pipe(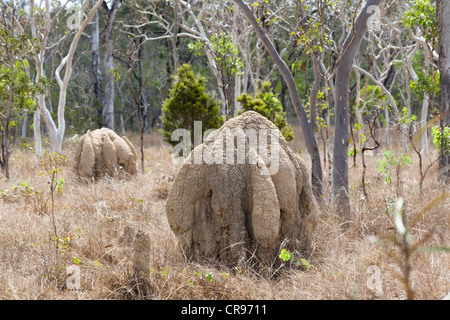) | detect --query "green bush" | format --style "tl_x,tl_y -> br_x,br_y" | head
161,64 -> 224,147
237,81 -> 294,141
431,125 -> 450,155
